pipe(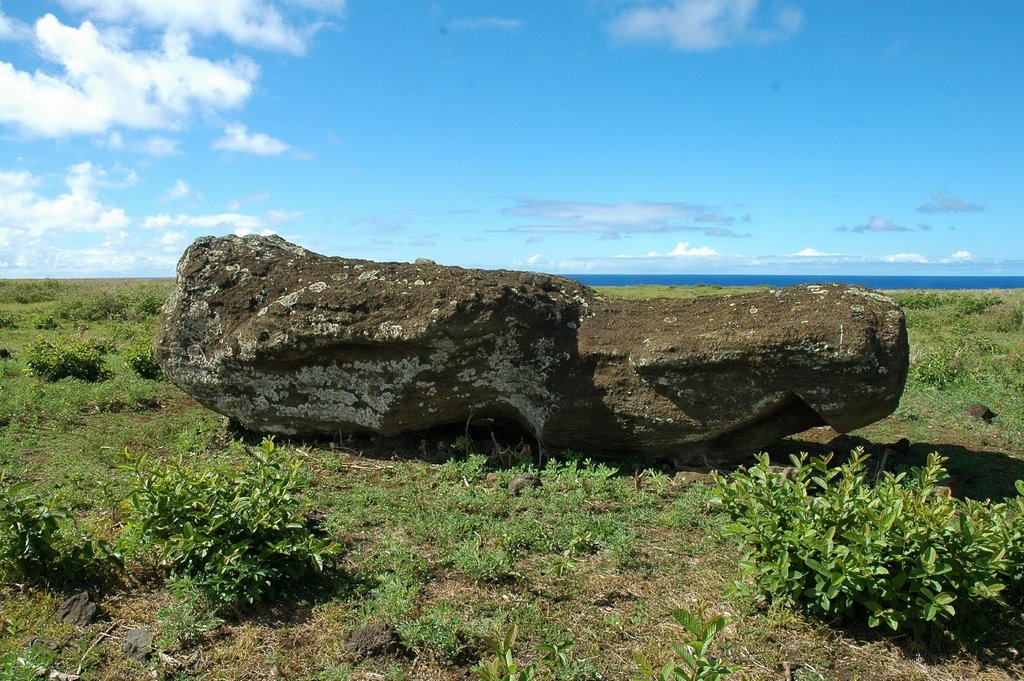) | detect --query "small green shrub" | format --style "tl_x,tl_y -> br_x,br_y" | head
476,625 -> 538,681
713,451 -> 1022,636
33,315 -> 59,330
23,335 -> 110,382
0,314 -> 15,329
892,291 -> 945,310
124,438 -> 339,606
122,338 -> 163,379
633,606 -> 738,681
910,343 -> 963,388
0,473 -> 118,581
